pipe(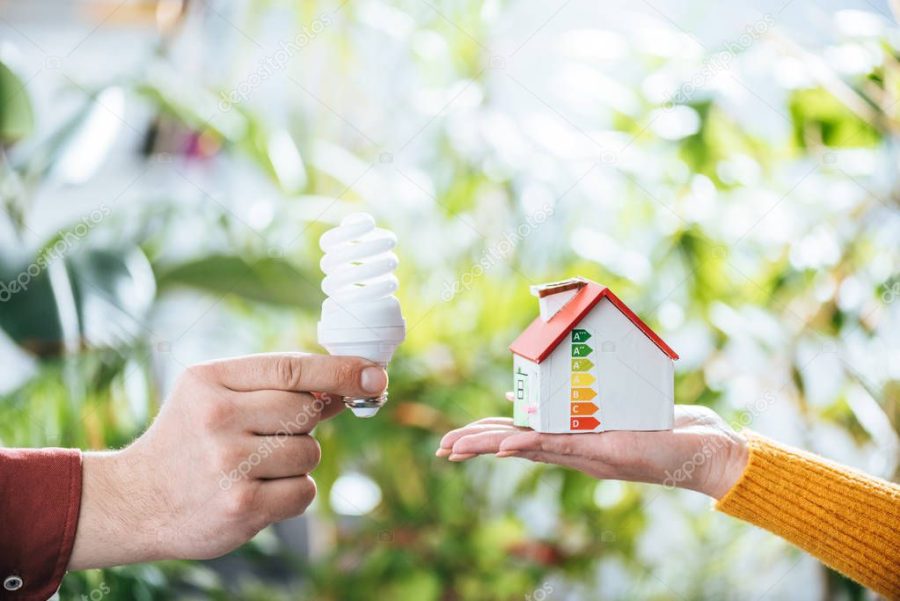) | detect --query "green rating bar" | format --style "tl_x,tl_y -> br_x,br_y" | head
571,343 -> 593,357
571,329 -> 592,342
